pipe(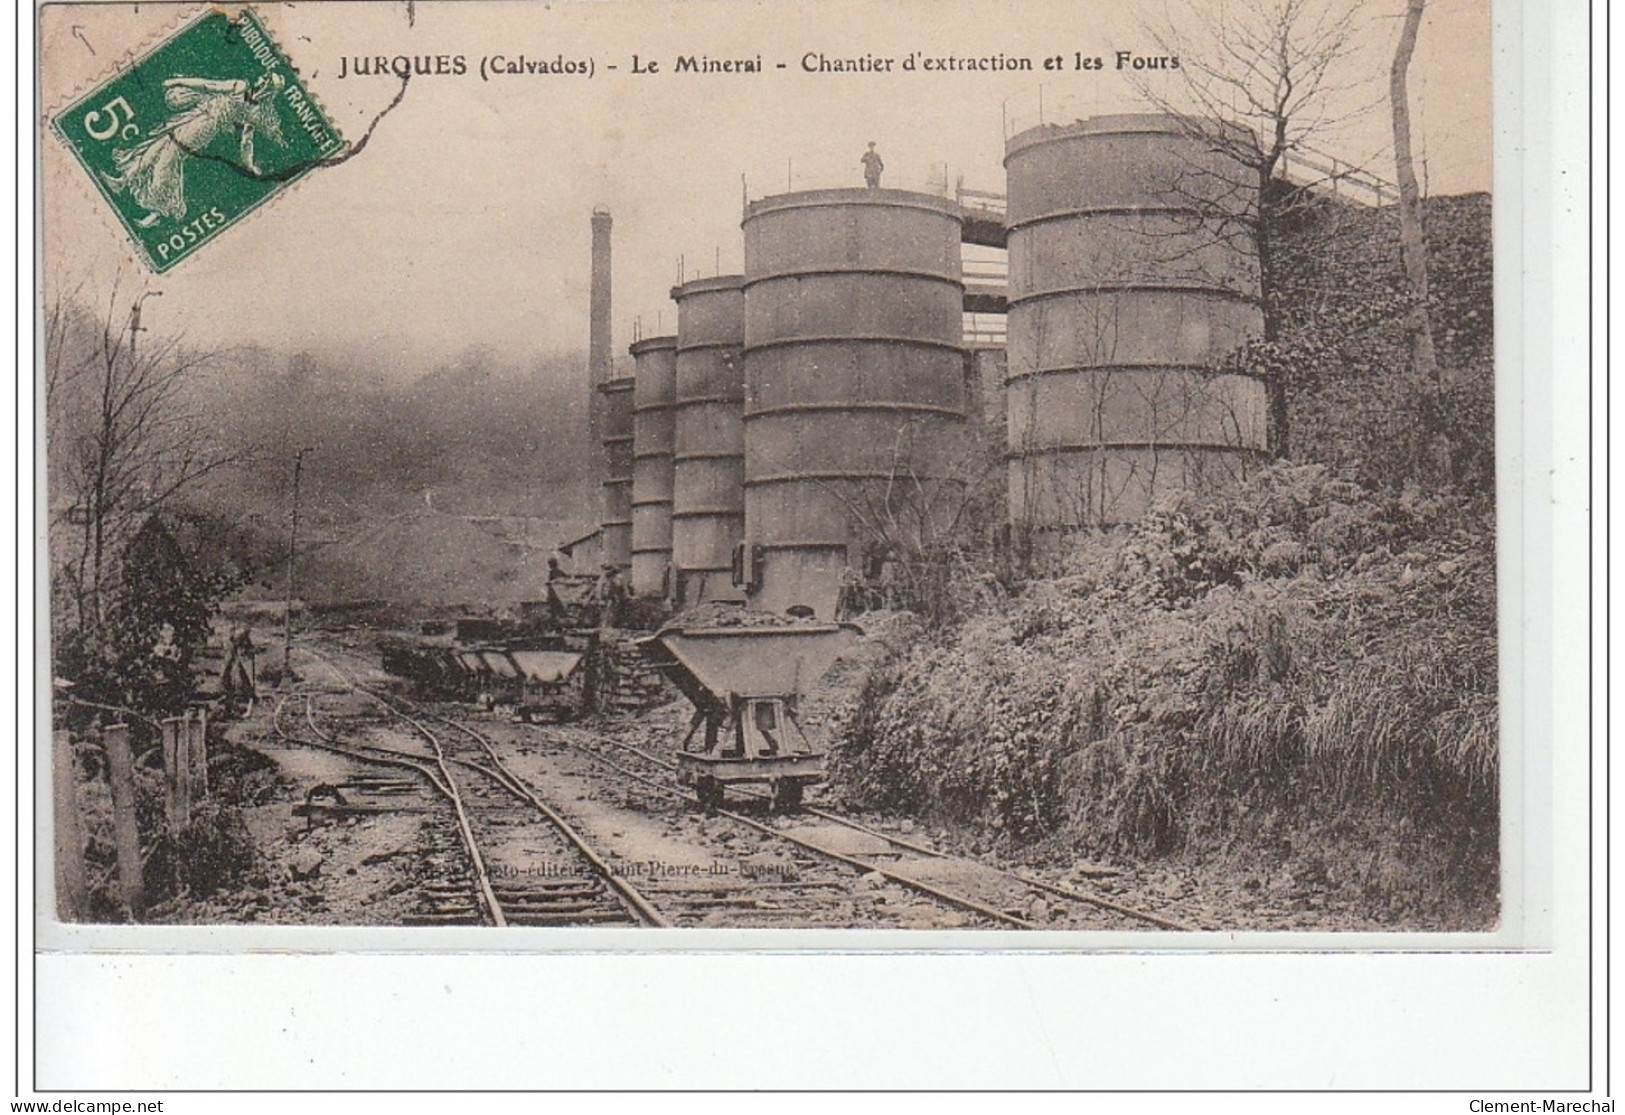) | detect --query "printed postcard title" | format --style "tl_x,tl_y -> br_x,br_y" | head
334,49 -> 1179,80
